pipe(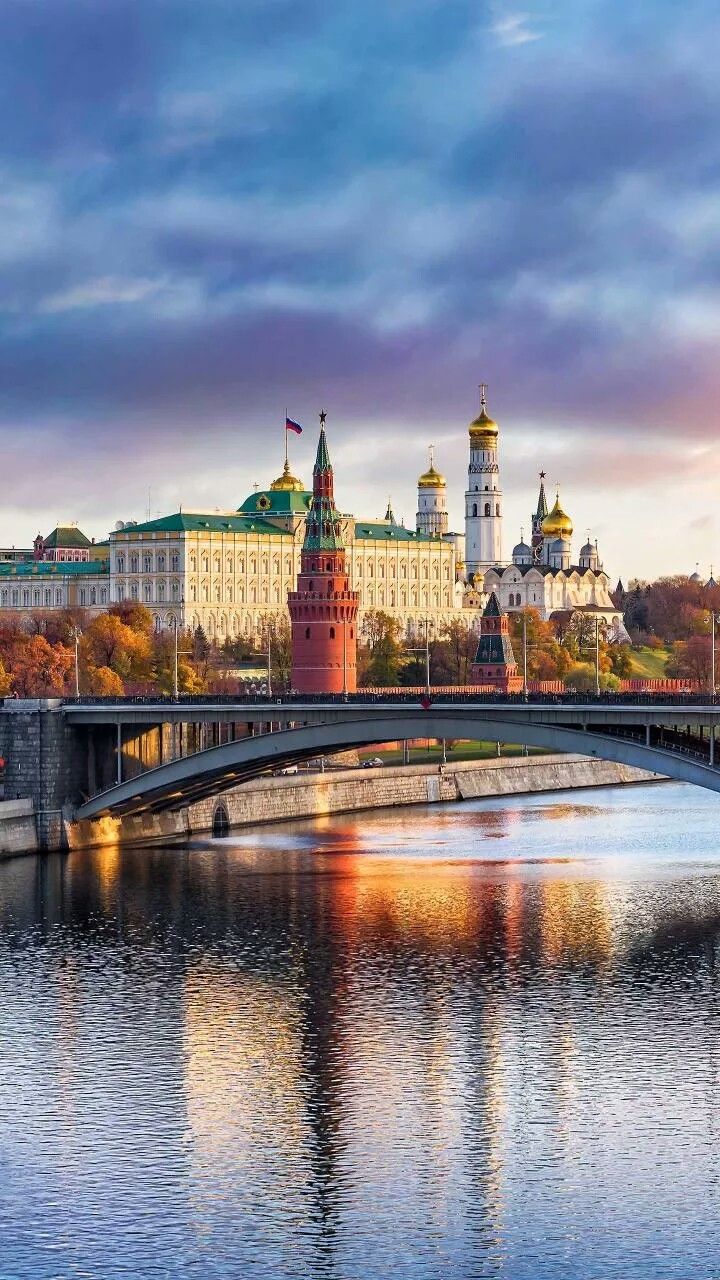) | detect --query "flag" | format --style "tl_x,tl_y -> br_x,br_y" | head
286,417 -> 303,435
